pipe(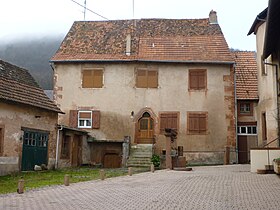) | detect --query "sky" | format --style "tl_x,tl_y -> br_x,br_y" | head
0,0 -> 268,51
